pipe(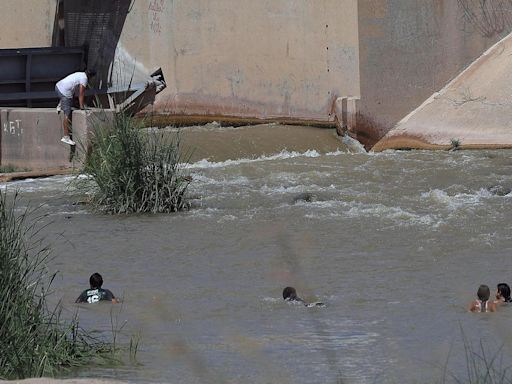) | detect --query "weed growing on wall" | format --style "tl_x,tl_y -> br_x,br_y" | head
0,191 -> 112,379
83,112 -> 191,214
450,138 -> 461,151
